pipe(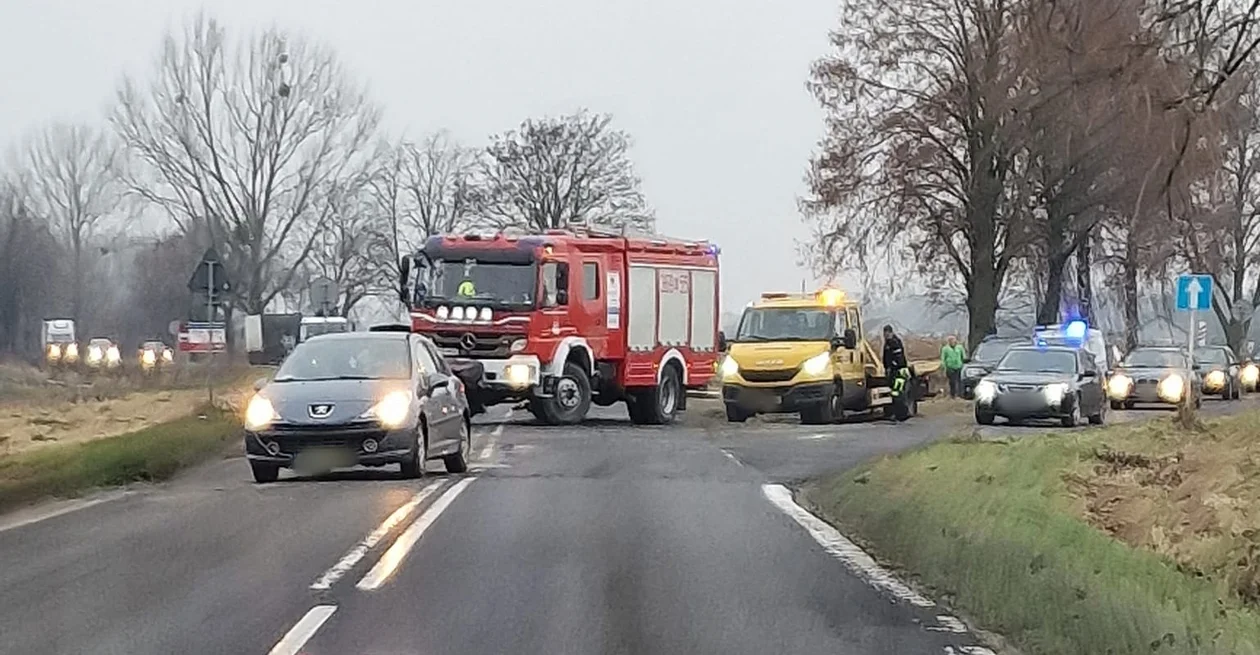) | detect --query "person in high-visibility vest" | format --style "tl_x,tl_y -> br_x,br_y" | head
457,279 -> 476,297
